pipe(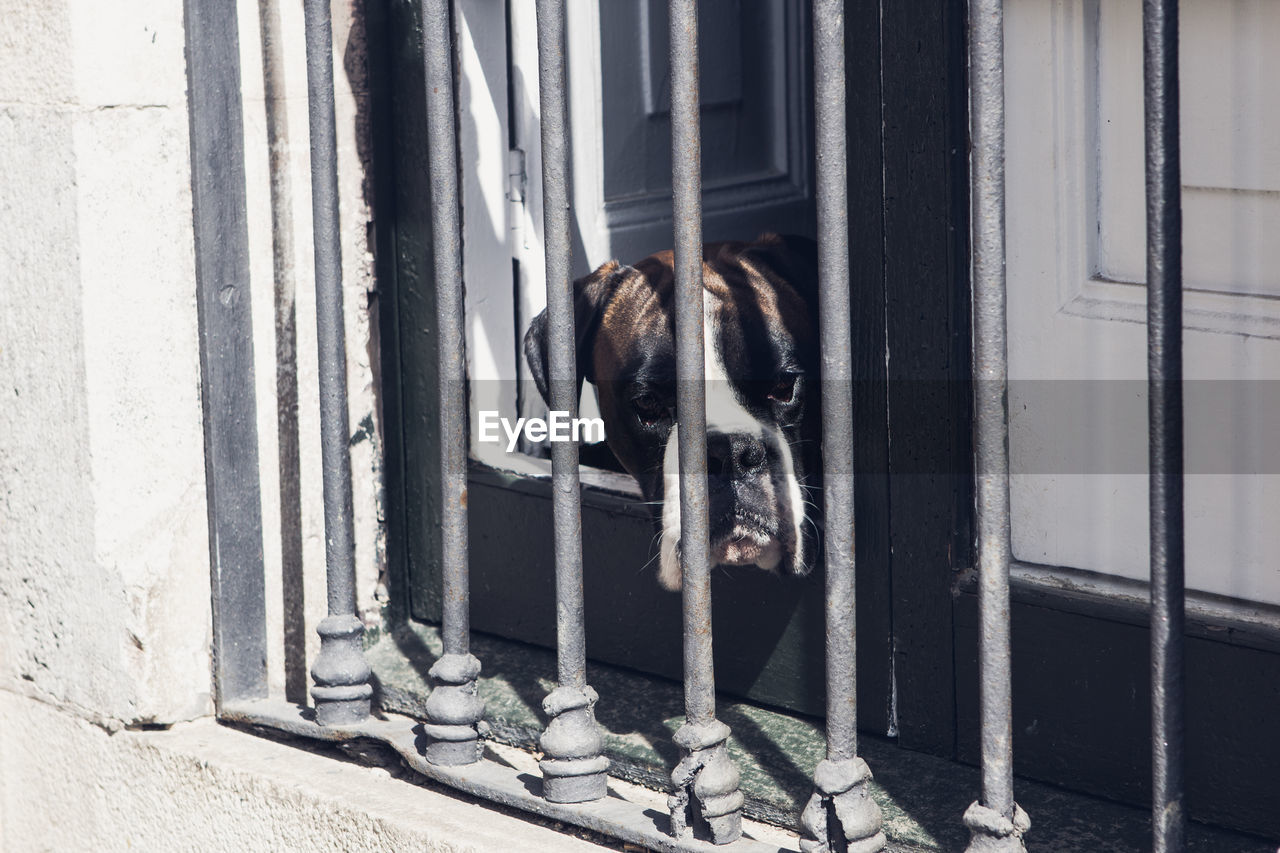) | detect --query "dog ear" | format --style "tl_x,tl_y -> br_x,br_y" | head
739,233 -> 820,309
524,260 -> 633,405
